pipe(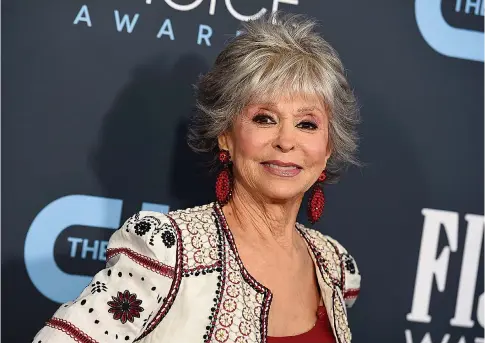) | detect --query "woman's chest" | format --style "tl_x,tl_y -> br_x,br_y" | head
261,272 -> 324,336
144,250 -> 347,343
227,247 -> 323,337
